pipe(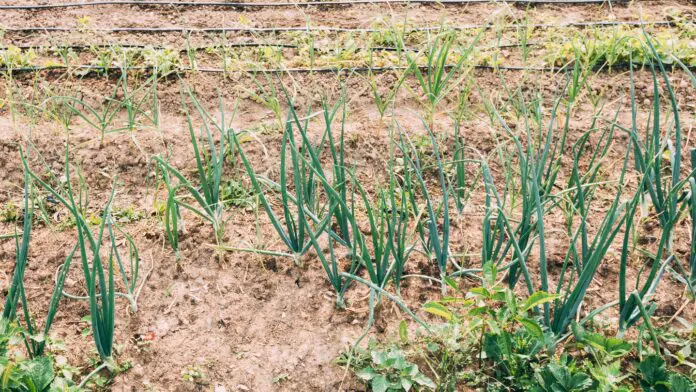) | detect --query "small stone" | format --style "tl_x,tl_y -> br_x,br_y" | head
93,154 -> 107,166
155,319 -> 170,337
132,365 -> 145,377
